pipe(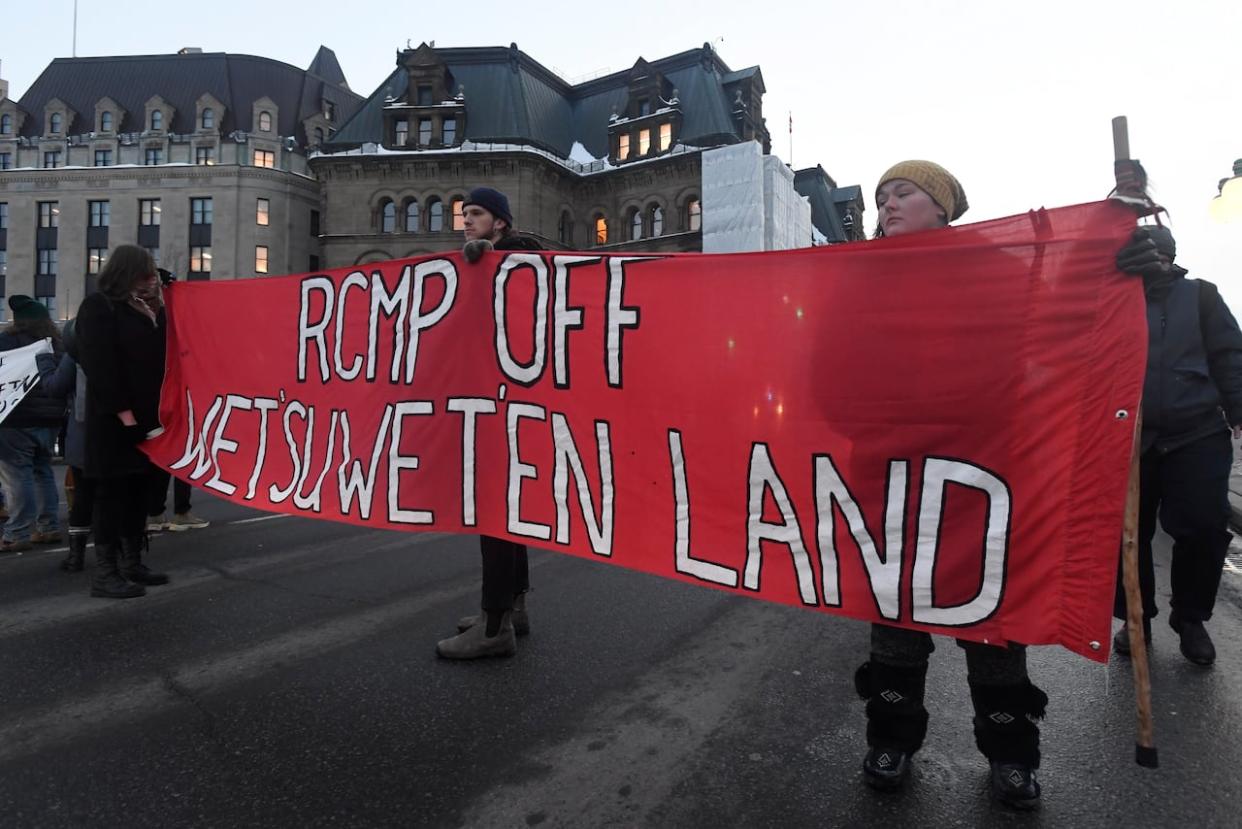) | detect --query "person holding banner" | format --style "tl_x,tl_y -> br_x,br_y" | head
0,296 -> 71,553
74,245 -> 170,598
436,187 -> 545,660
1111,225 -> 1242,667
